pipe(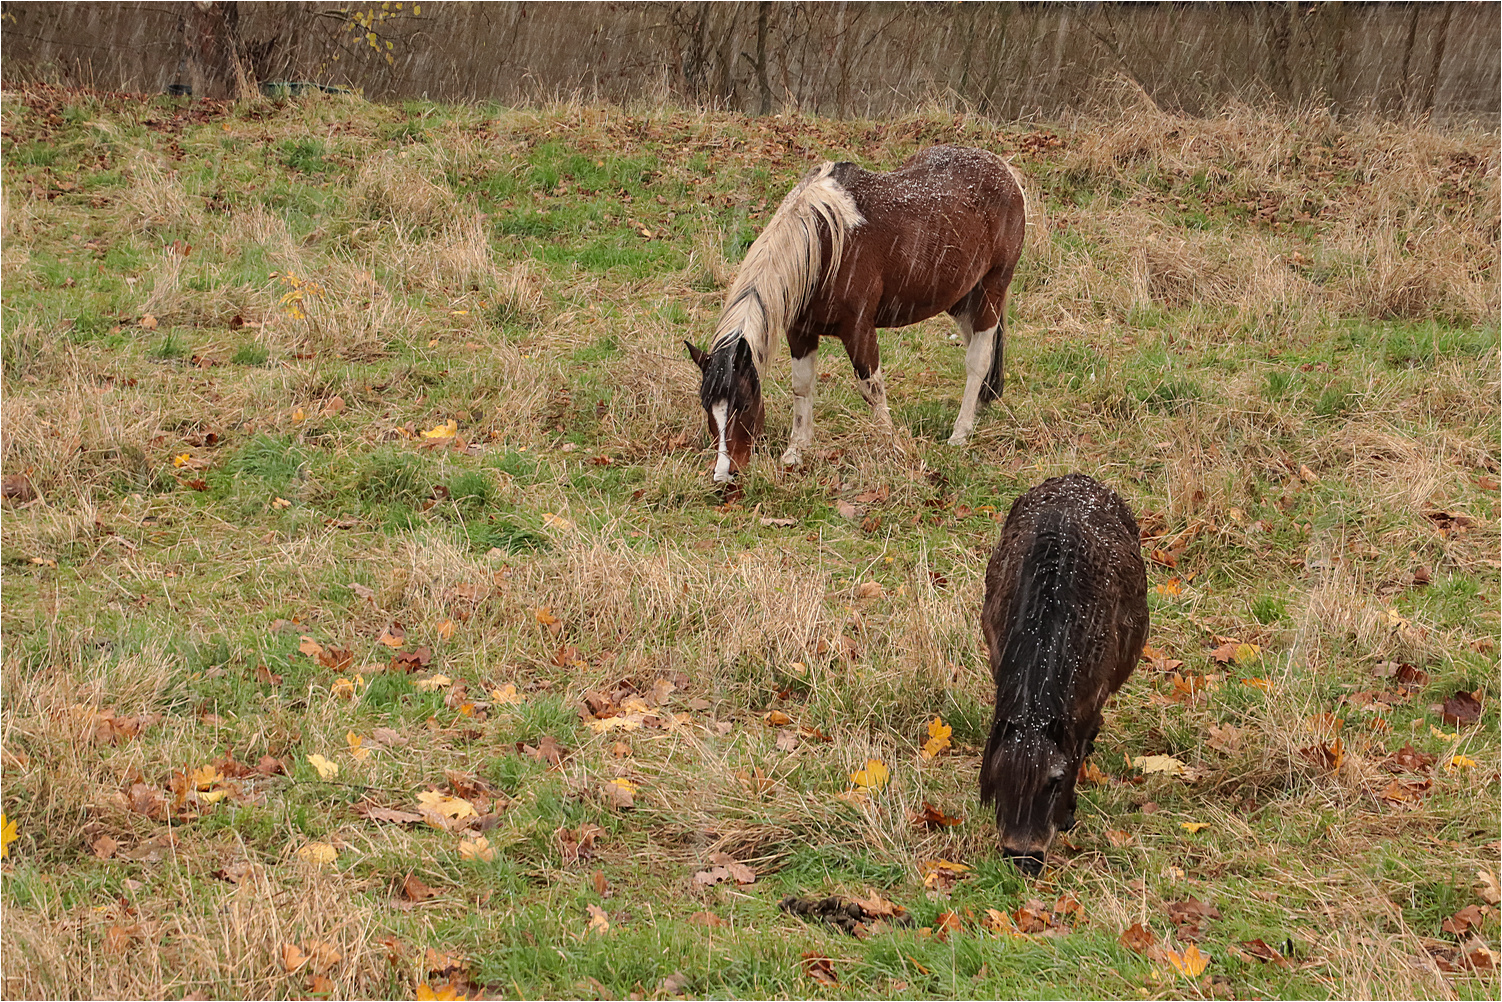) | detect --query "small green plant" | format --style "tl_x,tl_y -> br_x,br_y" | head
278,138 -> 329,175
1263,369 -> 1297,400
230,343 -> 270,366
69,312 -> 114,342
1313,382 -> 1354,417
149,332 -> 187,360
1250,595 -> 1287,623
356,450 -> 431,505
463,518 -> 547,554
446,469 -> 494,508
